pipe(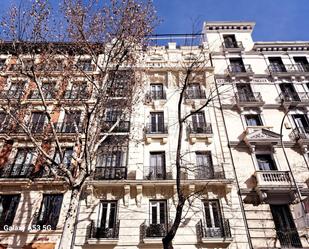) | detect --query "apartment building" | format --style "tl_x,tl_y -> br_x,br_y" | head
204,21 -> 309,248
0,21 -> 308,249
